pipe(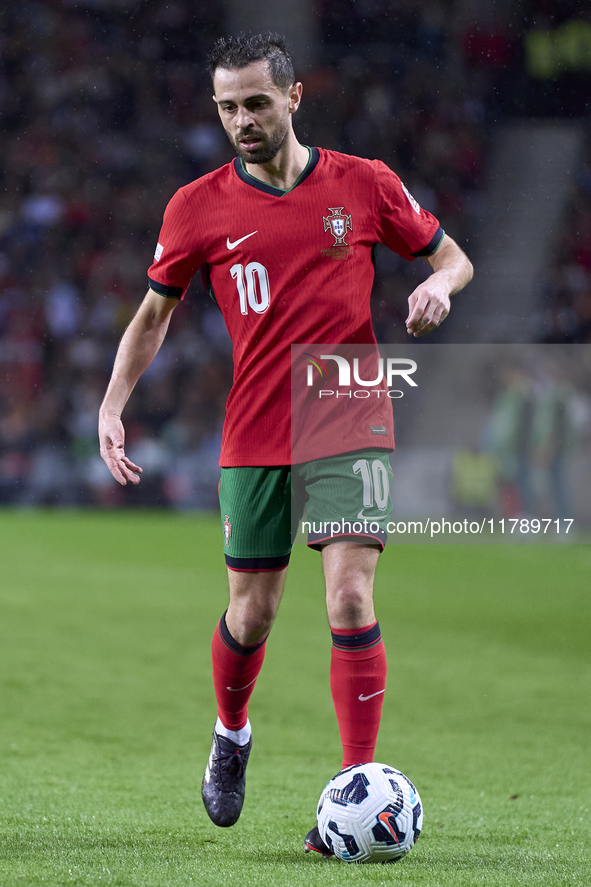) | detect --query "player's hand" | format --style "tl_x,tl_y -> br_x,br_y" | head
405,279 -> 451,337
98,413 -> 143,485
